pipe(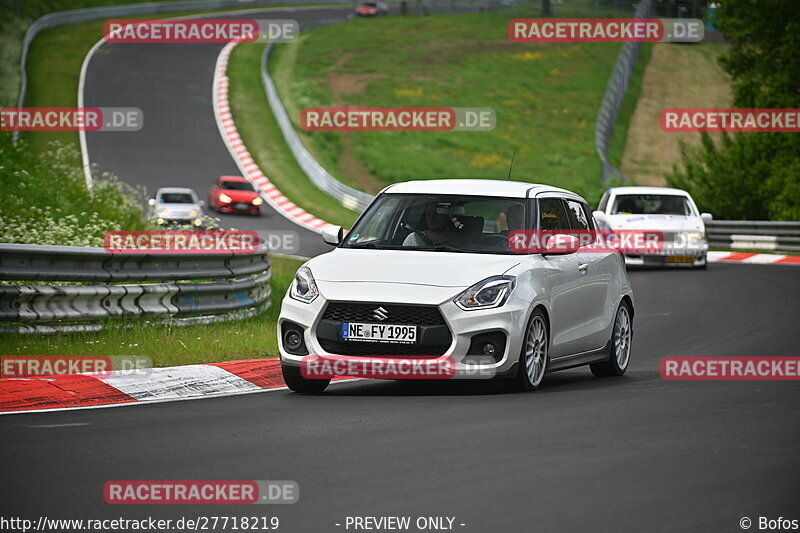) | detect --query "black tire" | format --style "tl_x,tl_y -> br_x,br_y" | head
281,362 -> 330,393
510,308 -> 549,391
590,300 -> 633,377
